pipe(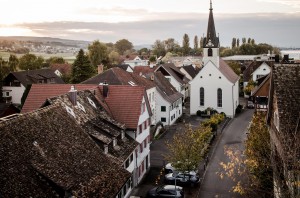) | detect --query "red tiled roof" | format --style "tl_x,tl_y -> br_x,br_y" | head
219,58 -> 239,83
99,85 -> 146,129
21,84 -> 98,113
133,66 -> 156,76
